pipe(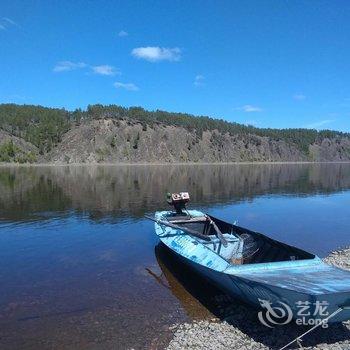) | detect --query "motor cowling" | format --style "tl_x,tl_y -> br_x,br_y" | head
167,192 -> 190,214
